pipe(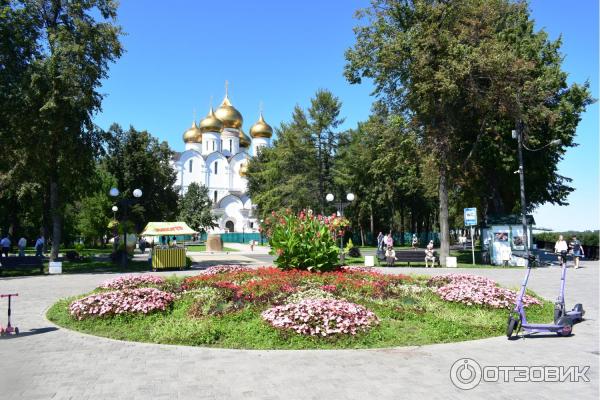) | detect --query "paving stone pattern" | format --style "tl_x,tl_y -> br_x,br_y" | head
0,260 -> 598,400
